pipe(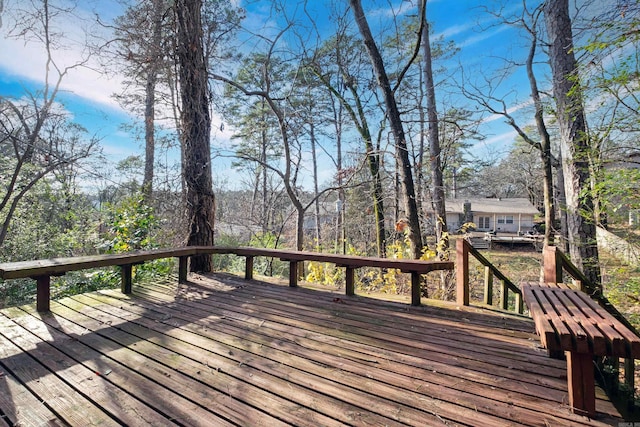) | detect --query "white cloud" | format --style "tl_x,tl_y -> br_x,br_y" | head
457,24 -> 511,49
483,130 -> 518,147
481,98 -> 535,125
0,2 -> 124,109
